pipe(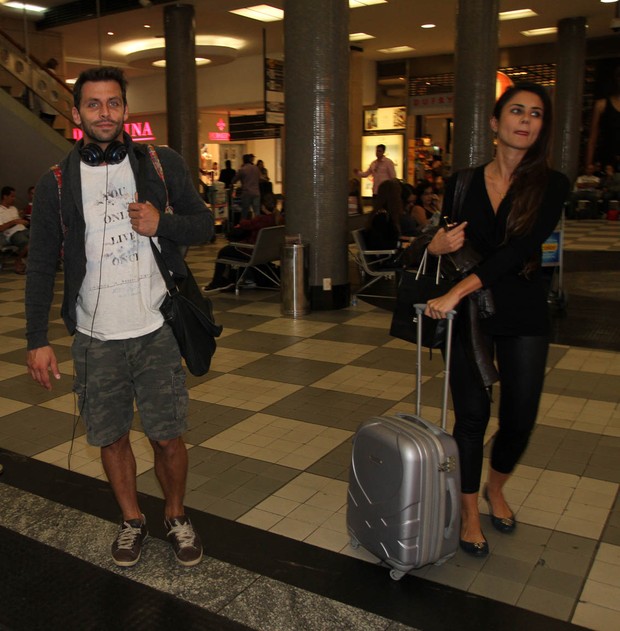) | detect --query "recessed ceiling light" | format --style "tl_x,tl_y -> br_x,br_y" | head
421,24 -> 436,29
349,0 -> 387,7
107,32 -> 114,36
600,1 -> 618,4
499,9 -> 538,21
152,58 -> 211,68
349,32 -> 375,41
521,27 -> 557,36
144,24 -> 151,29
230,4 -> 283,22
3,2 -> 46,12
378,45 -> 415,54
